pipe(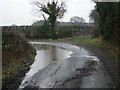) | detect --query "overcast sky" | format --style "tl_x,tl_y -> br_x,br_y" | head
0,0 -> 96,26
